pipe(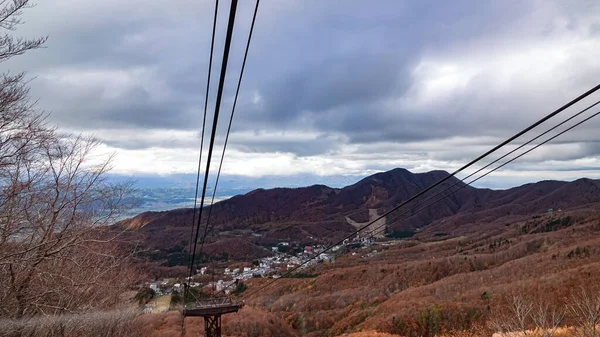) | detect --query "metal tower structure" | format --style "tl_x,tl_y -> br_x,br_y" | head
184,298 -> 240,337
